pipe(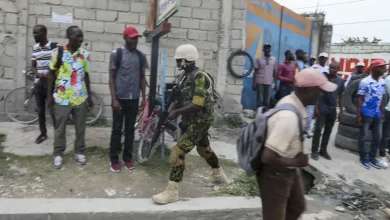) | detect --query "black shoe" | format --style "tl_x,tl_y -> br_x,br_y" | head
319,151 -> 332,160
35,134 -> 47,144
311,152 -> 319,161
